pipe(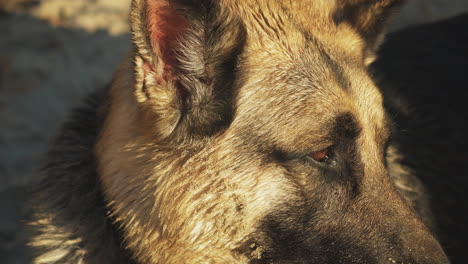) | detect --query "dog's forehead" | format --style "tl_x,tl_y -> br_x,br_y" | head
232,41 -> 385,150
237,32 -> 366,107
226,0 -> 338,24
220,0 -> 387,150
226,0 -> 367,66
226,0 -> 359,38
